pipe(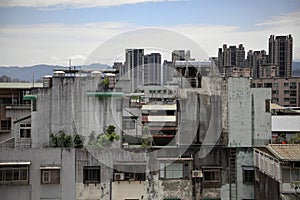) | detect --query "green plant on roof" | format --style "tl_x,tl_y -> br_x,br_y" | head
74,133 -> 85,148
49,131 -> 84,148
141,126 -> 153,148
101,77 -> 110,88
88,125 -> 120,148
